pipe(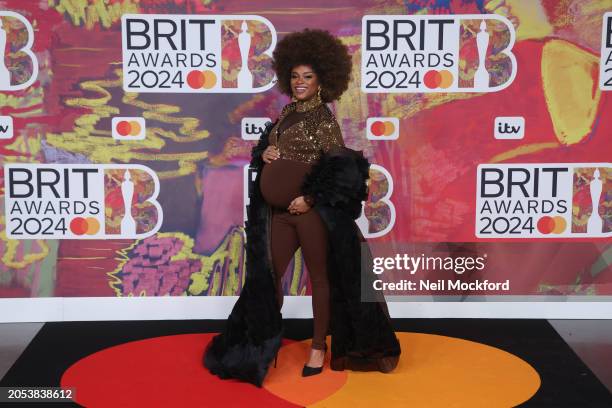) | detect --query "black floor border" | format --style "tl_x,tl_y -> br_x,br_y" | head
1,319 -> 610,407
